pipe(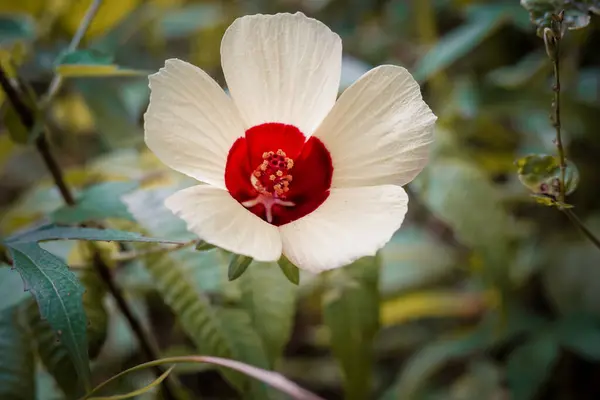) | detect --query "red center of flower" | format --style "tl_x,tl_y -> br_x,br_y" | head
225,123 -> 333,226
